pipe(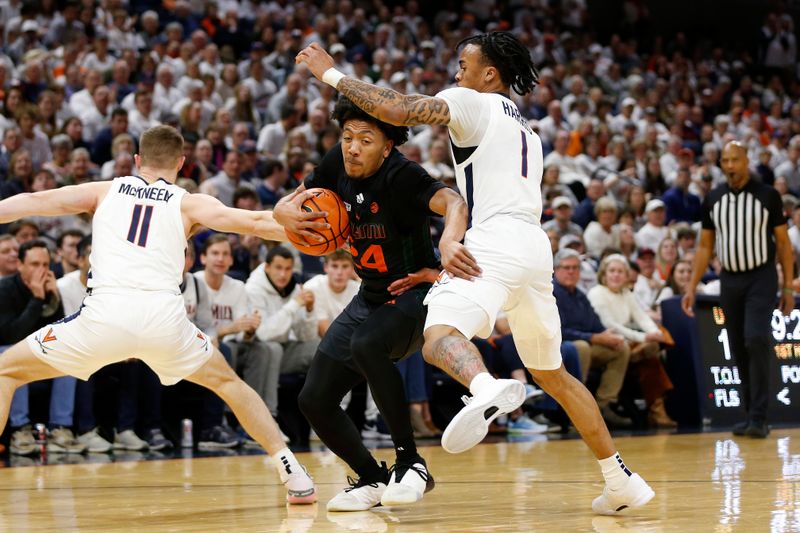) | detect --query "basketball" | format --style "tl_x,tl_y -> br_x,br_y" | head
284,188 -> 350,256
